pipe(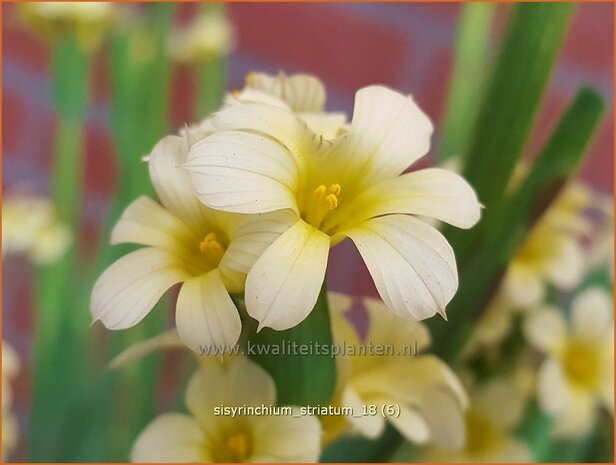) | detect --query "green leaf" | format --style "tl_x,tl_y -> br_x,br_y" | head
197,55 -> 227,118
431,86 -> 605,361
51,38 -> 90,121
439,3 -> 495,162
446,3 -> 575,262
248,280 -> 336,406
